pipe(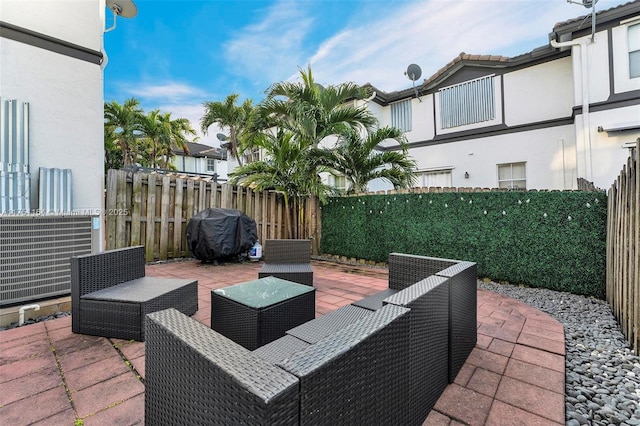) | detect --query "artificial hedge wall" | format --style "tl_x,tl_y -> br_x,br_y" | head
320,191 -> 607,299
